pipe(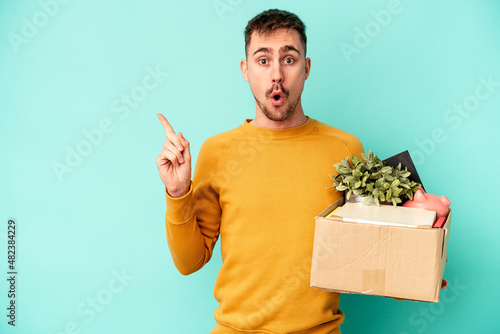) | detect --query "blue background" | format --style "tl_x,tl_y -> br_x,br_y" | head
1,0 -> 499,333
